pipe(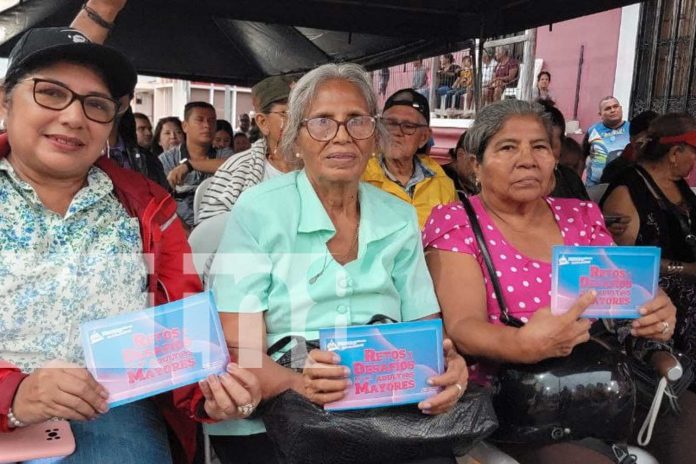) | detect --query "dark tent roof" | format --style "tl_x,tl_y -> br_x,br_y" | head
0,0 -> 640,86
